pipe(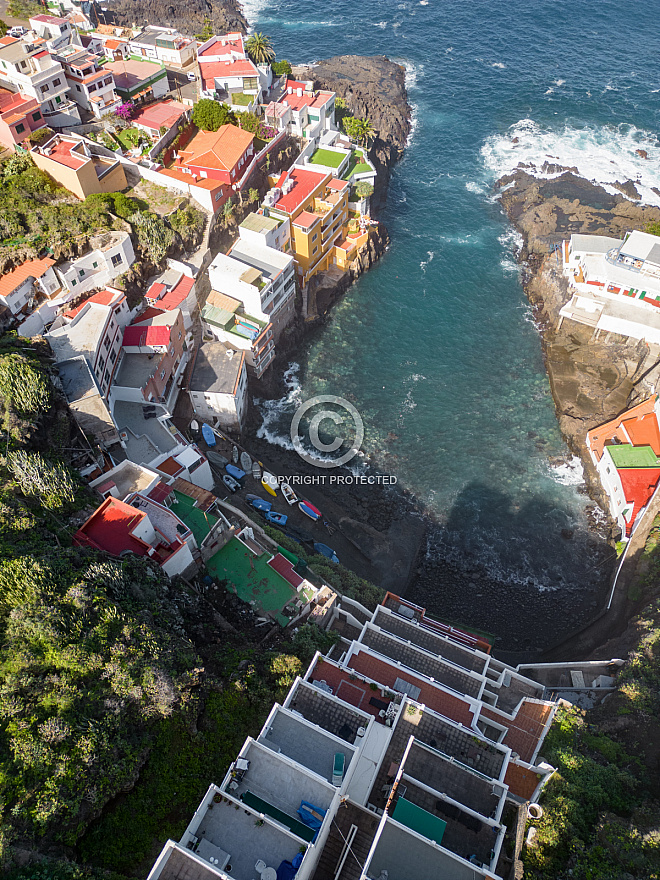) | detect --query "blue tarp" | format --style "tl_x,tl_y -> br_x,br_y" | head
276,861 -> 296,880
297,801 -> 326,831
